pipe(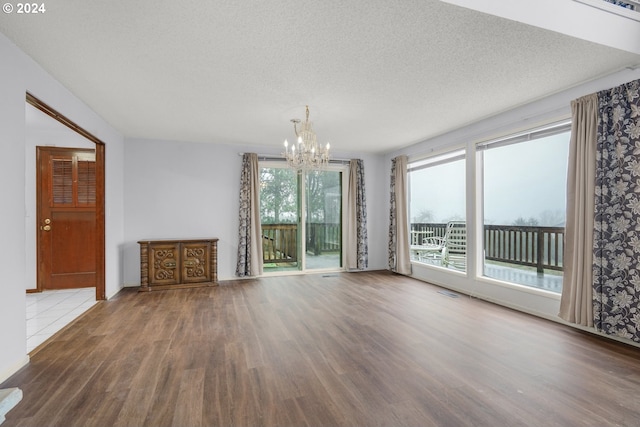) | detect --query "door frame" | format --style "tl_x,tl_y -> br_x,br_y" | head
259,161 -> 348,274
27,92 -> 106,300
